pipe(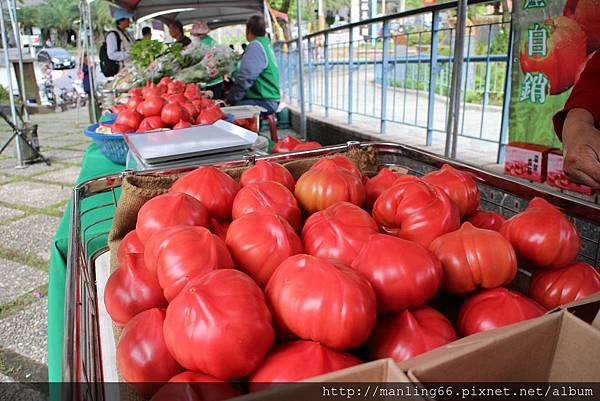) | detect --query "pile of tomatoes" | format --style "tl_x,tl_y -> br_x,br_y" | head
106,154 -> 600,399
107,78 -> 226,134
